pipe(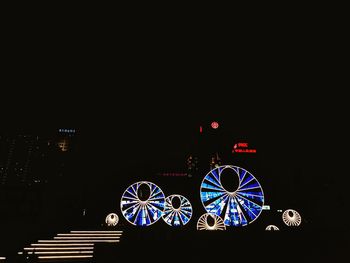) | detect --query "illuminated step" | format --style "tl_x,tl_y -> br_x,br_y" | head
38,240 -> 119,243
70,230 -> 123,233
32,243 -> 95,246
57,233 -> 121,236
54,236 -> 120,239
19,251 -> 93,255
37,255 -> 93,259
24,247 -> 94,251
